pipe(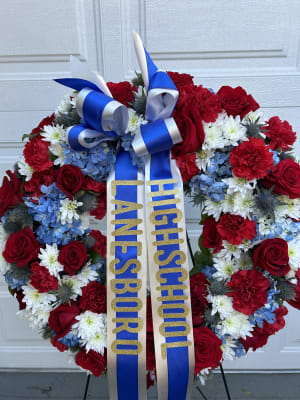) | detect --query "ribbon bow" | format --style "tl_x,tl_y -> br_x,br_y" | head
55,32 -> 194,400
